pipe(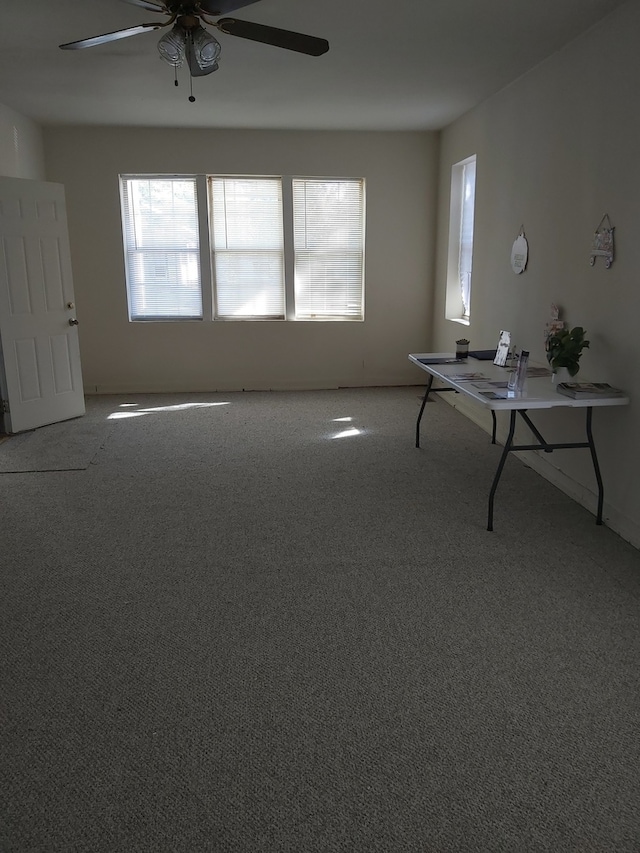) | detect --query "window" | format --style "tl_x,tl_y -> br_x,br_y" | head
120,174 -> 365,322
293,179 -> 365,320
210,177 -> 285,320
445,156 -> 476,323
458,159 -> 476,318
120,176 -> 202,320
